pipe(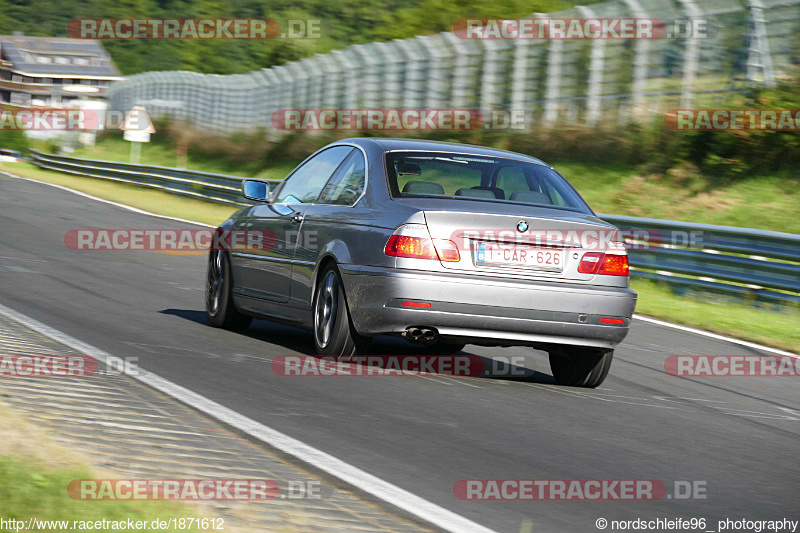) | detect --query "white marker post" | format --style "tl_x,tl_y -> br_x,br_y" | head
120,106 -> 156,164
